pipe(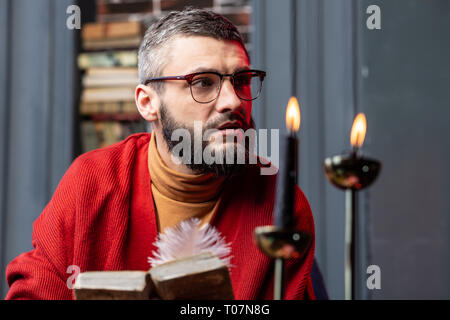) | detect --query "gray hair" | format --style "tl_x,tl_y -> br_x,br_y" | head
138,7 -> 249,89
